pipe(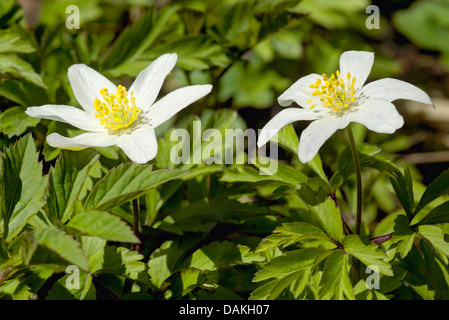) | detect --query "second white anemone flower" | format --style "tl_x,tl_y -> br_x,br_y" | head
26,53 -> 212,163
258,50 -> 434,163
